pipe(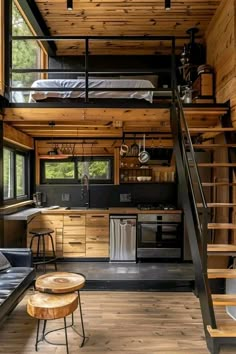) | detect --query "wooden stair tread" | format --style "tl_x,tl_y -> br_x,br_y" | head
212,294 -> 236,306
207,325 -> 236,337
208,269 -> 236,279
192,144 -> 236,149
208,223 -> 236,230
208,244 -> 236,255
196,163 -> 236,167
201,182 -> 236,186
197,203 -> 236,207
189,128 -> 236,132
